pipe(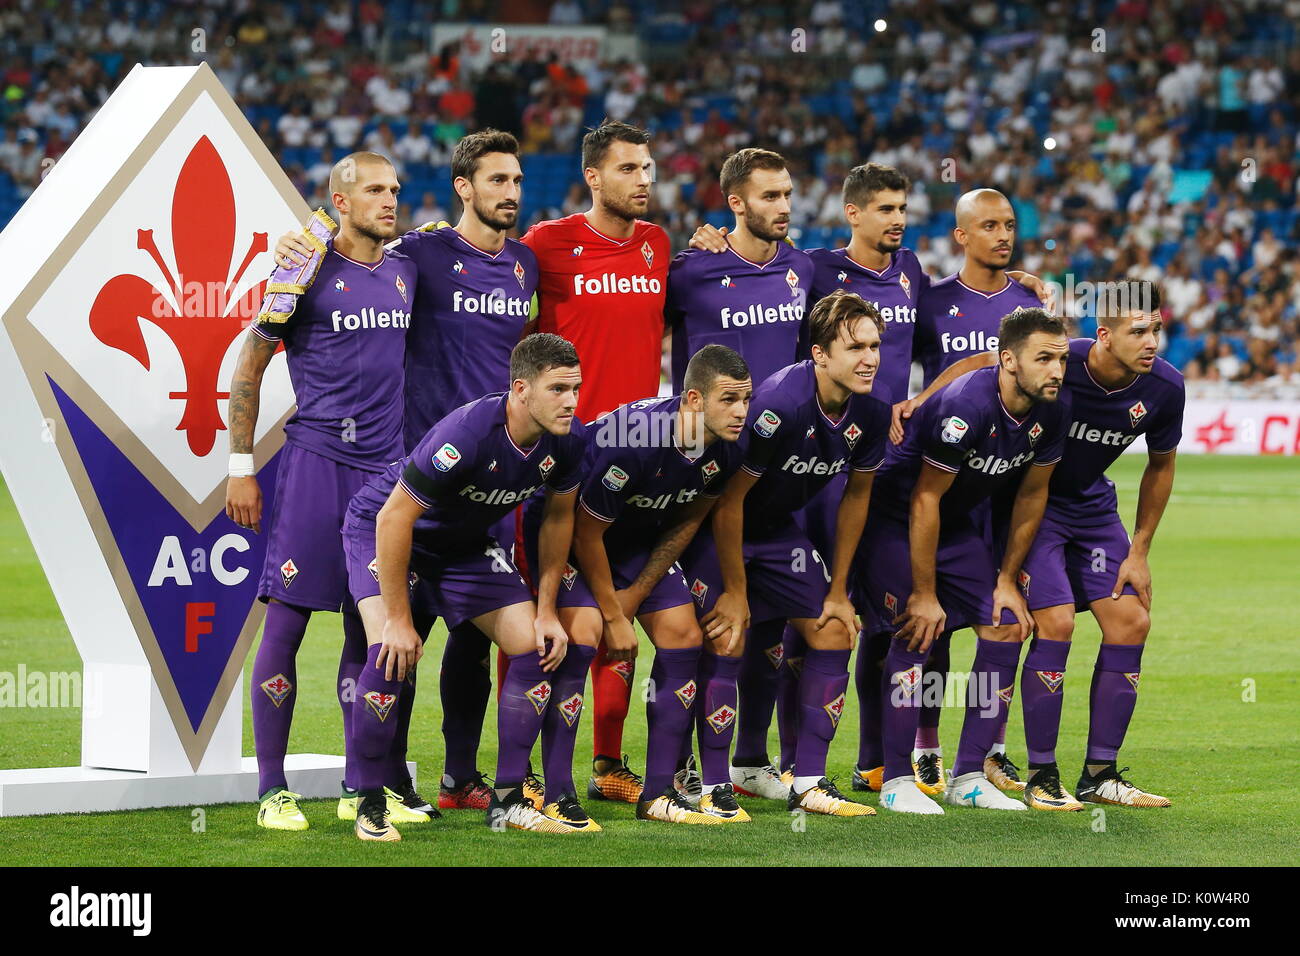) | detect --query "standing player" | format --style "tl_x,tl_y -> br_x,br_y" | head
863,307 -> 1069,814
665,147 -> 814,392
884,187 -> 1045,798
910,281 -> 1182,809
227,151 -> 426,831
522,120 -> 672,799
274,130 -> 538,812
563,345 -> 752,824
340,334 -> 587,838
682,291 -> 890,815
